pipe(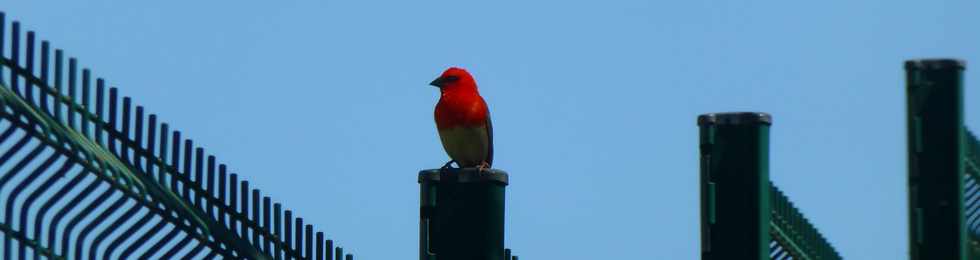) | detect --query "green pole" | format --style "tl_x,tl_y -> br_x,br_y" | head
698,112 -> 771,260
905,59 -> 967,260
419,168 -> 508,260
